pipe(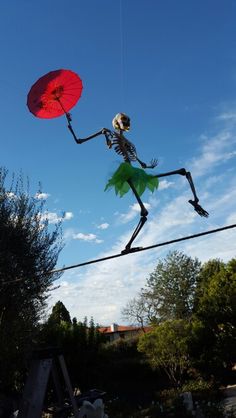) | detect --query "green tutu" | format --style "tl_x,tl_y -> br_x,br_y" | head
105,162 -> 159,197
